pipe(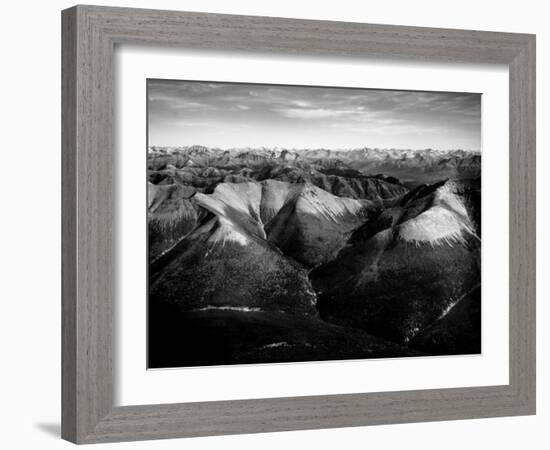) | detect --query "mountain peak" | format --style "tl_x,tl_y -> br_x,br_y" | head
398,181 -> 476,247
